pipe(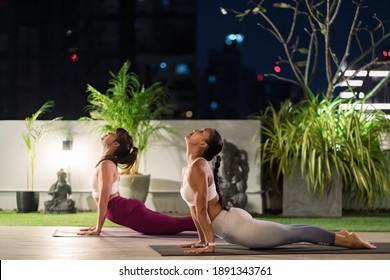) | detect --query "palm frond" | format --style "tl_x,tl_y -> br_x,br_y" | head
82,60 -> 173,174
23,101 -> 62,191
